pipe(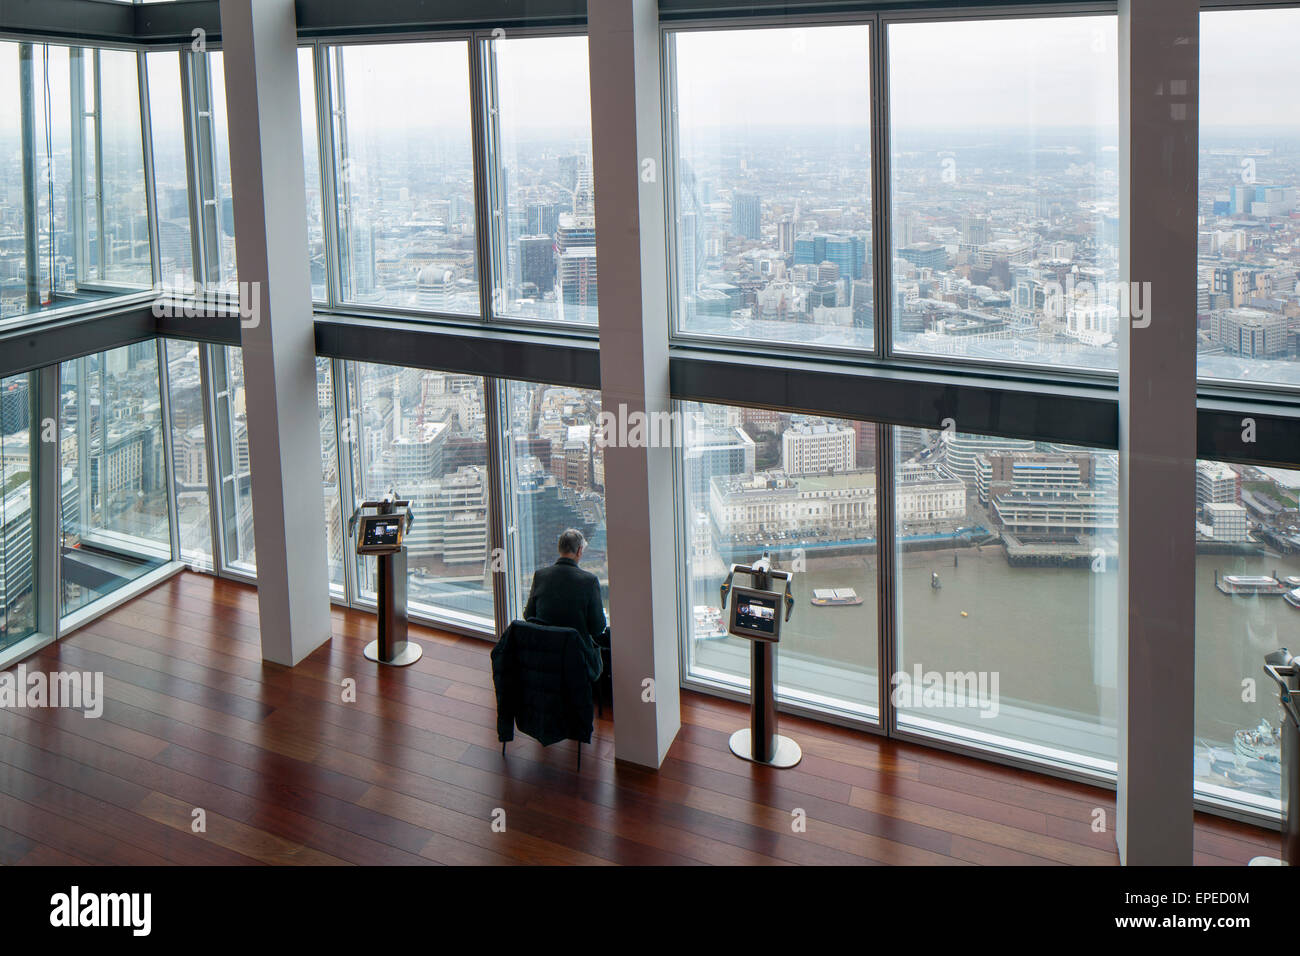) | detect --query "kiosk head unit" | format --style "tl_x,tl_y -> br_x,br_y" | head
728,586 -> 782,642
357,514 -> 404,555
